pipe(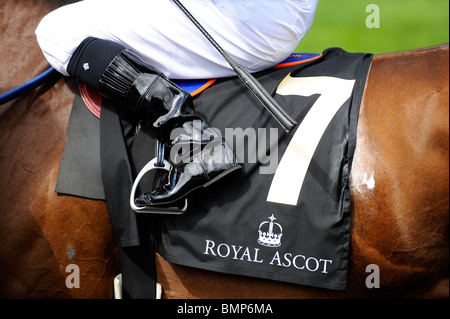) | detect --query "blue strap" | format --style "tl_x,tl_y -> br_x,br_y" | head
0,67 -> 59,105
0,53 -> 321,106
